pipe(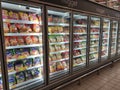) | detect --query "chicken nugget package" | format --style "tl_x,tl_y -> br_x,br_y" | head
8,62 -> 15,72
9,74 -> 16,86
33,57 -> 41,66
24,70 -> 33,80
24,36 -> 33,45
23,59 -> 32,69
30,47 -> 39,55
9,36 -> 18,46
16,72 -> 25,84
15,60 -> 24,72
